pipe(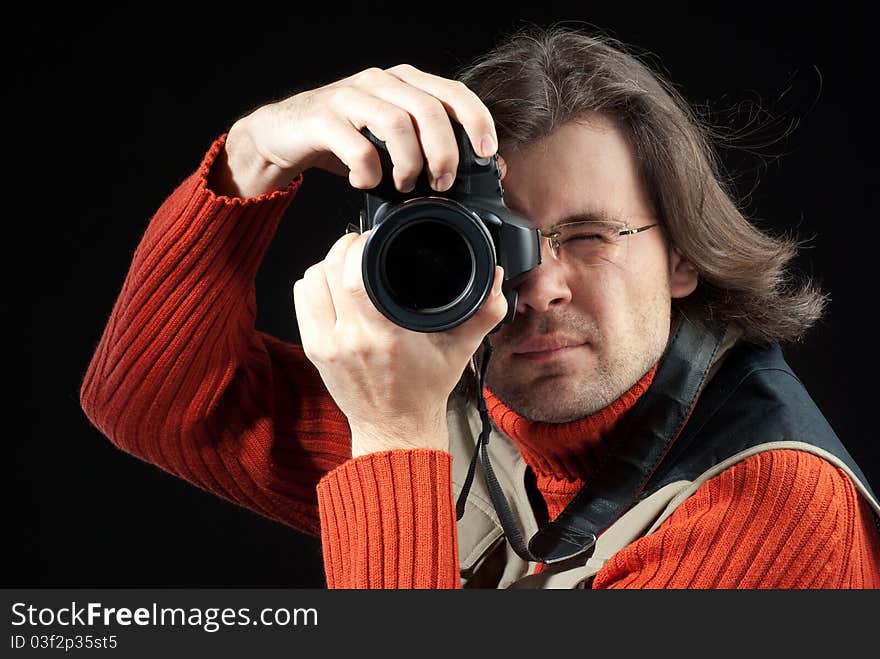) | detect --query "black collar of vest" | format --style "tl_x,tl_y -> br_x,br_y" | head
484,314 -> 728,567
